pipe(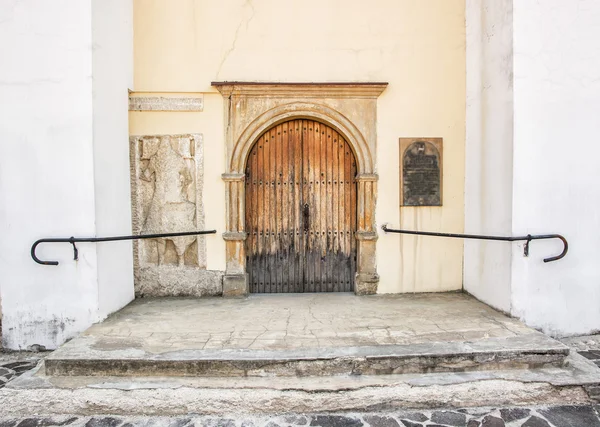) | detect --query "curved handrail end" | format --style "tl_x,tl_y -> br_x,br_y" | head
31,240 -> 59,266
542,234 -> 568,263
